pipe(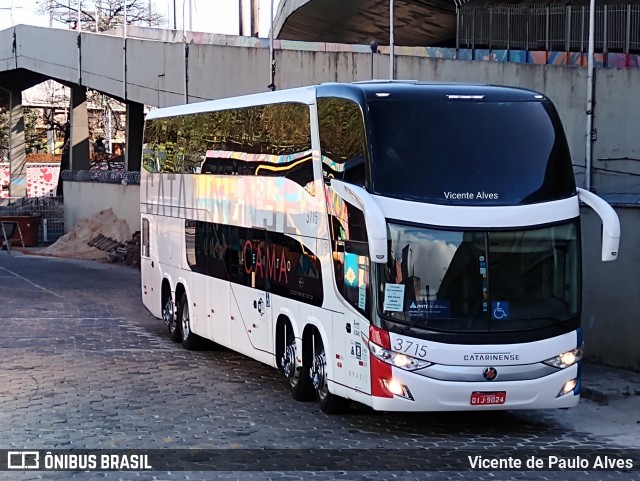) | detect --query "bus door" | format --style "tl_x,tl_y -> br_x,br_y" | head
140,216 -> 162,318
334,240 -> 372,395
229,227 -> 272,358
